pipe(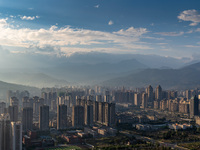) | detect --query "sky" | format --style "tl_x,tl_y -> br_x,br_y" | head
0,0 -> 200,60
